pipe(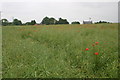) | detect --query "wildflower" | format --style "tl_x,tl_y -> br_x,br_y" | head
94,52 -> 99,55
85,48 -> 89,51
95,42 -> 99,45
